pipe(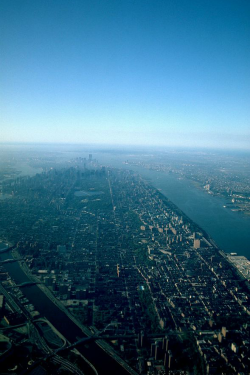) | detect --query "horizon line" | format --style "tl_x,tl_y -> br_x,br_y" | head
0,141 -> 250,153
